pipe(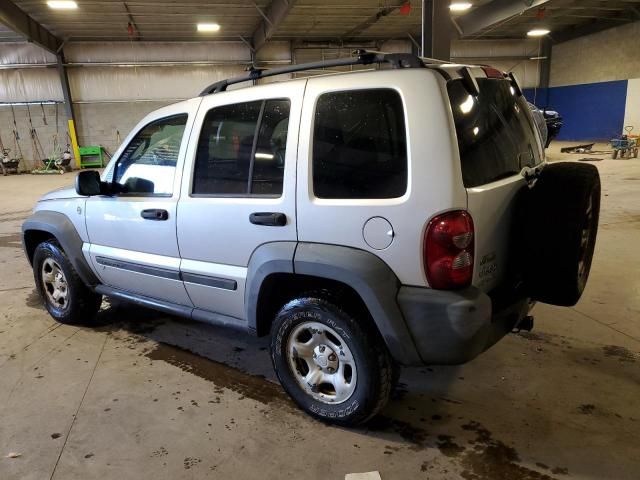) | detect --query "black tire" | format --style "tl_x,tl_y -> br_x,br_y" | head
523,162 -> 600,306
612,149 -> 618,159
33,240 -> 102,324
270,295 -> 393,426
